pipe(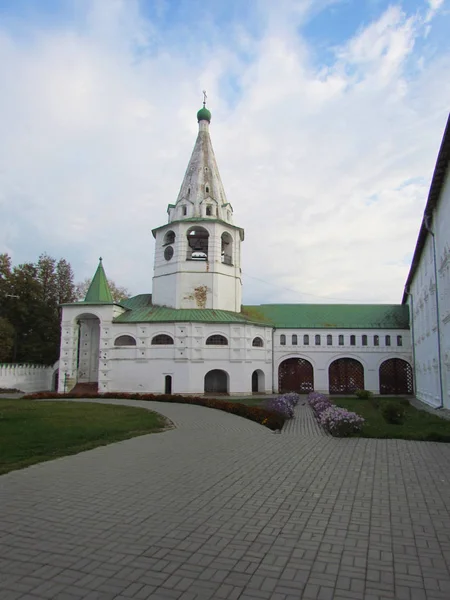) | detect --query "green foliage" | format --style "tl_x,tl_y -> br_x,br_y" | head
0,317 -> 15,362
0,252 -> 76,364
355,389 -> 373,399
381,402 -> 407,425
